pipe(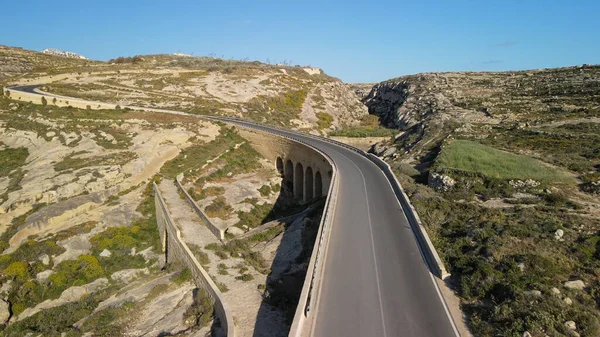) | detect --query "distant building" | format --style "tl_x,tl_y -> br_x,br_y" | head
41,48 -> 87,60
